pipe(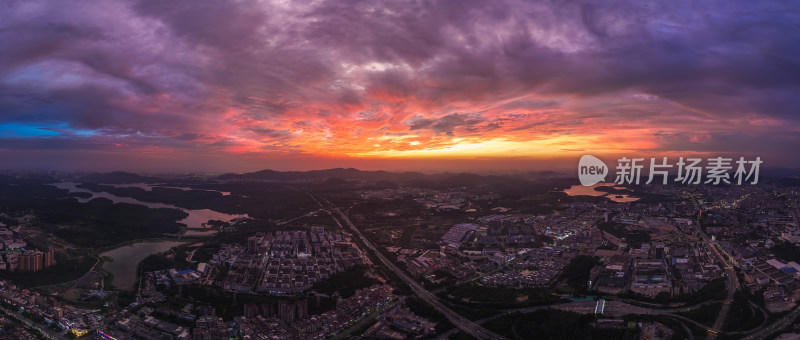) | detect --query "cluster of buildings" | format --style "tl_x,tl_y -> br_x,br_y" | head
0,227 -> 26,250
209,228 -> 365,294
414,190 -> 468,211
362,305 -> 436,339
139,228 -> 369,295
98,284 -> 395,340
481,246 -> 576,287
0,280 -> 105,337
0,247 -> 55,272
196,284 -> 394,340
734,245 -> 800,312
469,215 -> 542,247
590,240 -> 727,297
144,266 -> 209,290
115,309 -> 190,340
391,247 -> 500,281
385,206 -> 605,287
0,227 -> 55,273
386,185 -> 766,297
440,223 -> 477,248
684,185 -> 800,312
